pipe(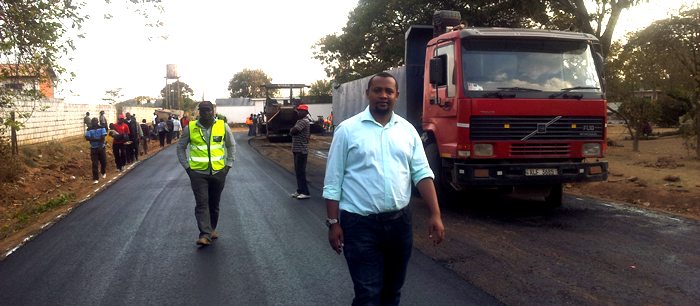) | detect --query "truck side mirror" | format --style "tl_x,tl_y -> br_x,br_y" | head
429,57 -> 446,86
